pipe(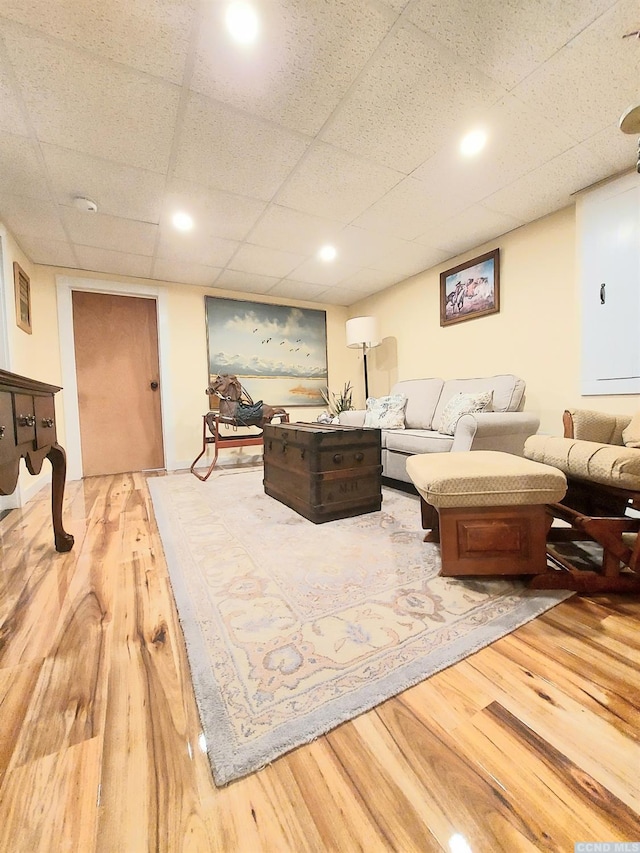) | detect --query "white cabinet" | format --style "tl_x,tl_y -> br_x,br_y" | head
579,172 -> 640,395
